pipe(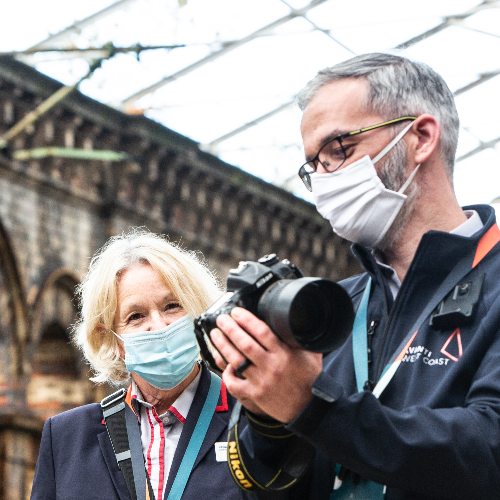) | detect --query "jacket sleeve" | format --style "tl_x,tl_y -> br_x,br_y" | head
287,302 -> 500,498
240,292 -> 500,499
30,418 -> 56,499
